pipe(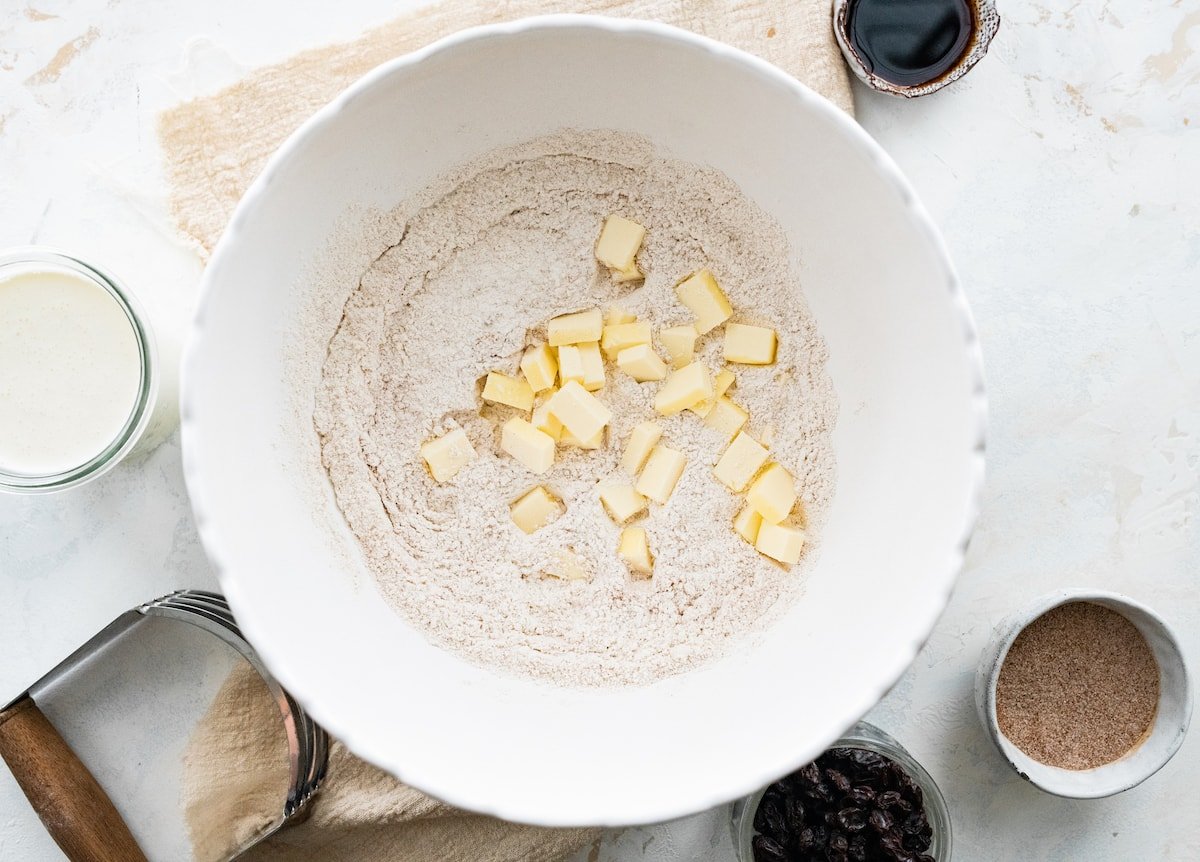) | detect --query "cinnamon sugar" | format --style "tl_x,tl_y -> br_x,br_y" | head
995,602 -> 1160,770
